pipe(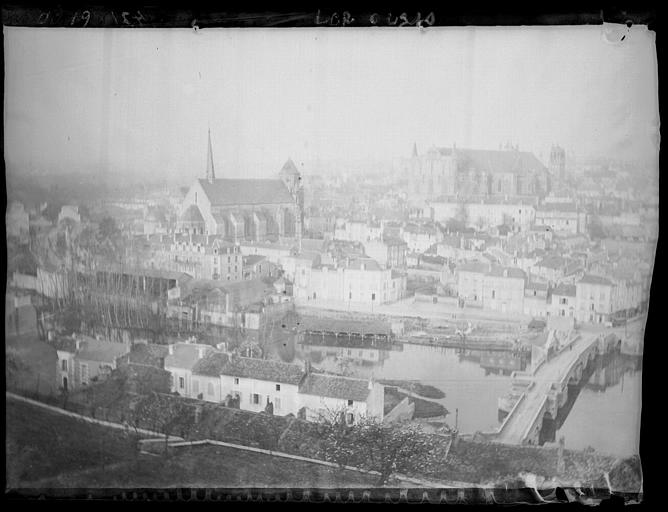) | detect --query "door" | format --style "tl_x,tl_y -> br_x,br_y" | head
63,376 -> 68,391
